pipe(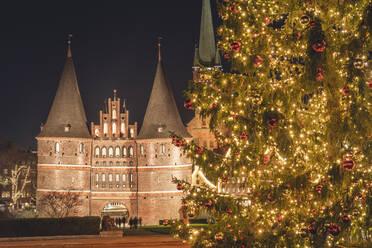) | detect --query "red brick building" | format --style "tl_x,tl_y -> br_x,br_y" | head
36,0 -> 218,225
